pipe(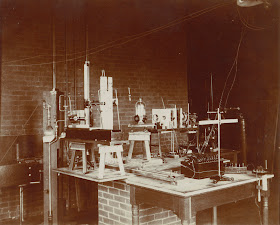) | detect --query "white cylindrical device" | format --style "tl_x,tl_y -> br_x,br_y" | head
84,61 -> 90,101
135,98 -> 145,117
